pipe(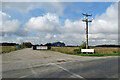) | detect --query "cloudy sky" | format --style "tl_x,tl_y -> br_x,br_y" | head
0,1 -> 118,46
